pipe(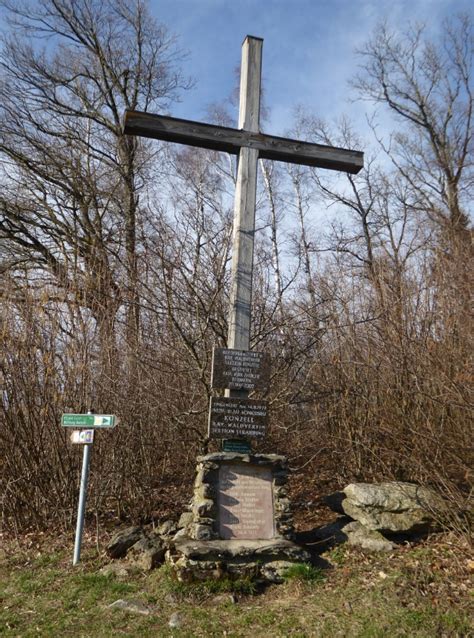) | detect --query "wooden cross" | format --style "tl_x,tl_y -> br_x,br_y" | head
123,35 -> 363,359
